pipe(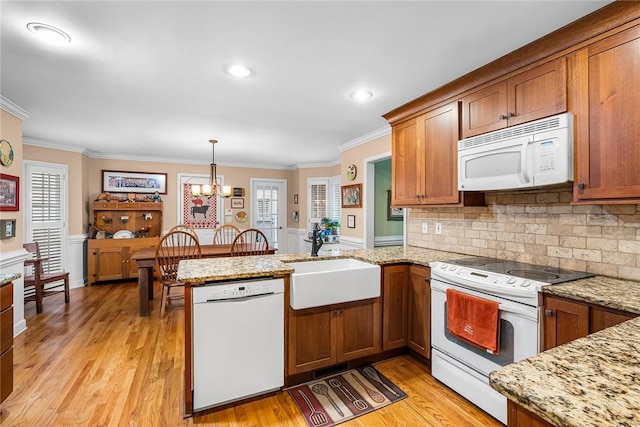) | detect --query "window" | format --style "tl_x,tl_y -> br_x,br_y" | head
307,176 -> 341,229
24,162 -> 68,276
